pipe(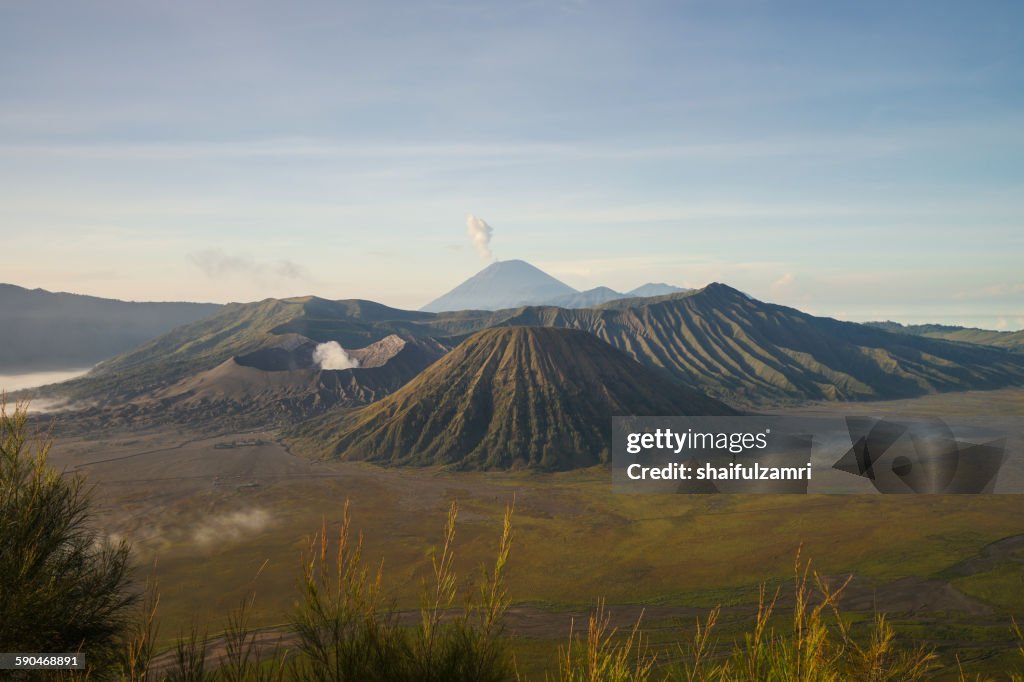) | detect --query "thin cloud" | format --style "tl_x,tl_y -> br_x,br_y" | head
770,272 -> 796,292
953,282 -> 1024,301
188,249 -> 306,282
2,116 -> 1020,164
